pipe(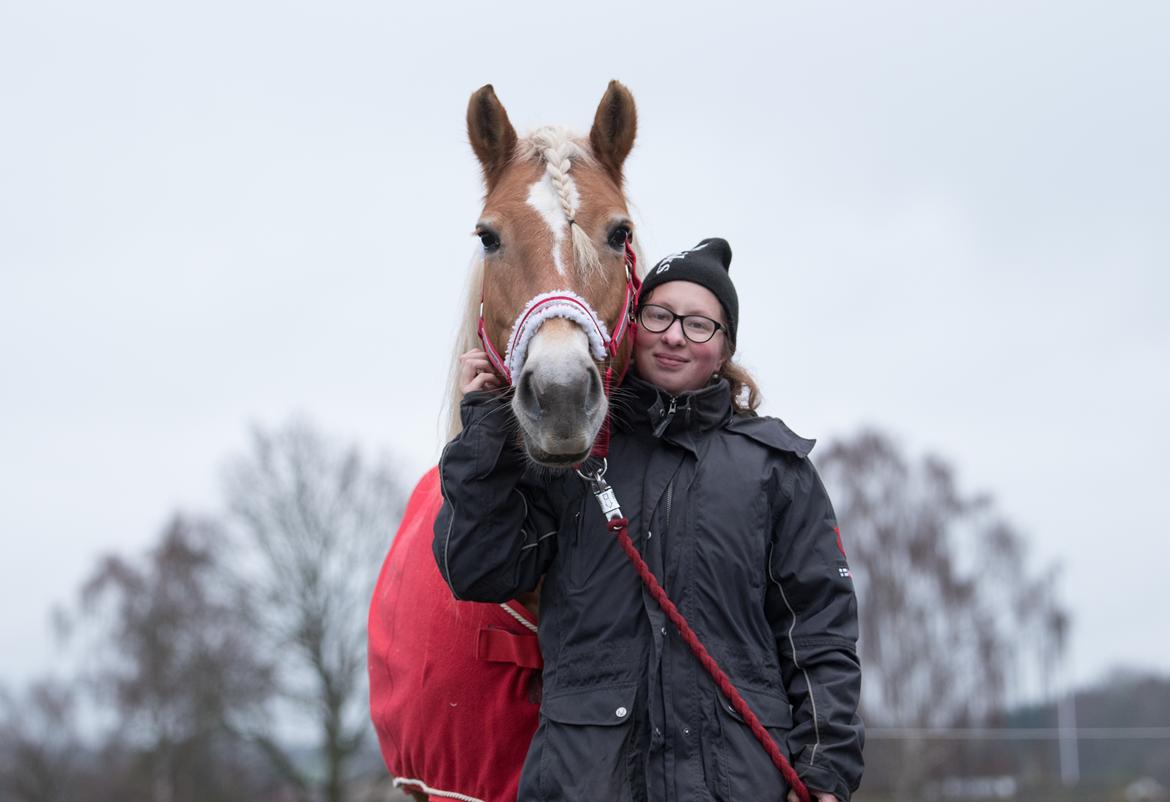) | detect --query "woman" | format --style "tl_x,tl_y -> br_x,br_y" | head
435,239 -> 863,802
